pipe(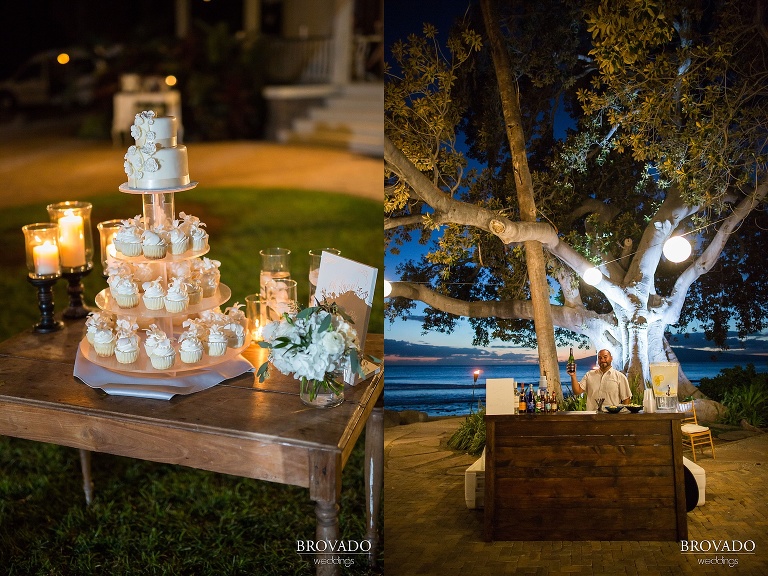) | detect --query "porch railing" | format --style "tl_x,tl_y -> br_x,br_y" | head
263,36 -> 333,85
